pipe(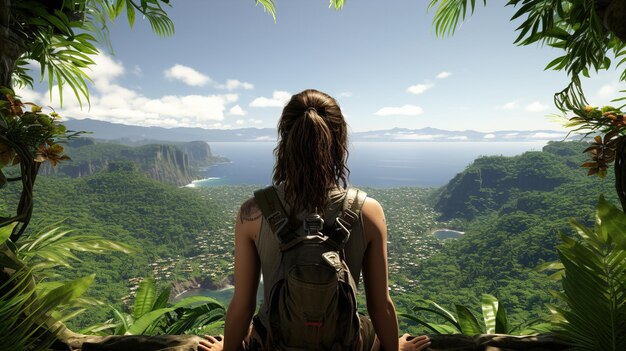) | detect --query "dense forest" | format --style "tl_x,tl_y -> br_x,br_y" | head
0,140 -> 617,334
401,140 -> 618,331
